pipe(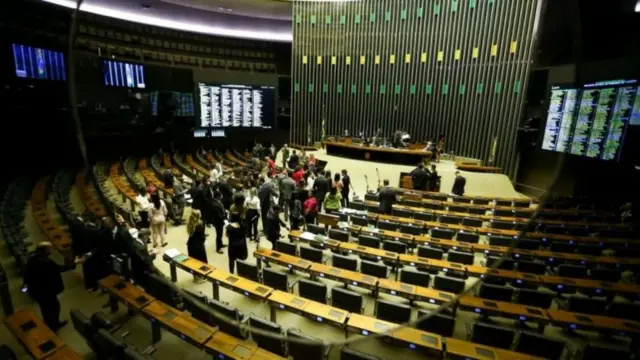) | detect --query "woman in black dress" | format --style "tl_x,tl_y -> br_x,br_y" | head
187,223 -> 208,283
226,213 -> 248,274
